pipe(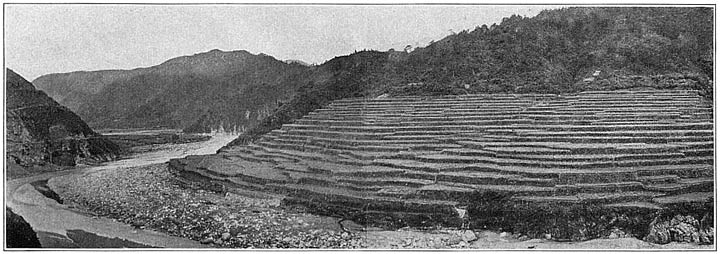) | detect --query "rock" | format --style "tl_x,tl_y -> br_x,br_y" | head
214,239 -> 223,245
608,231 -> 618,239
669,216 -> 700,243
499,232 -> 509,237
461,230 -> 477,242
644,218 -> 671,244
221,232 -> 231,240
200,238 -> 213,244
608,228 -> 626,239
543,233 -> 552,240
402,238 -> 412,247
671,215 -> 699,228
446,235 -> 462,246
699,227 -> 714,244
